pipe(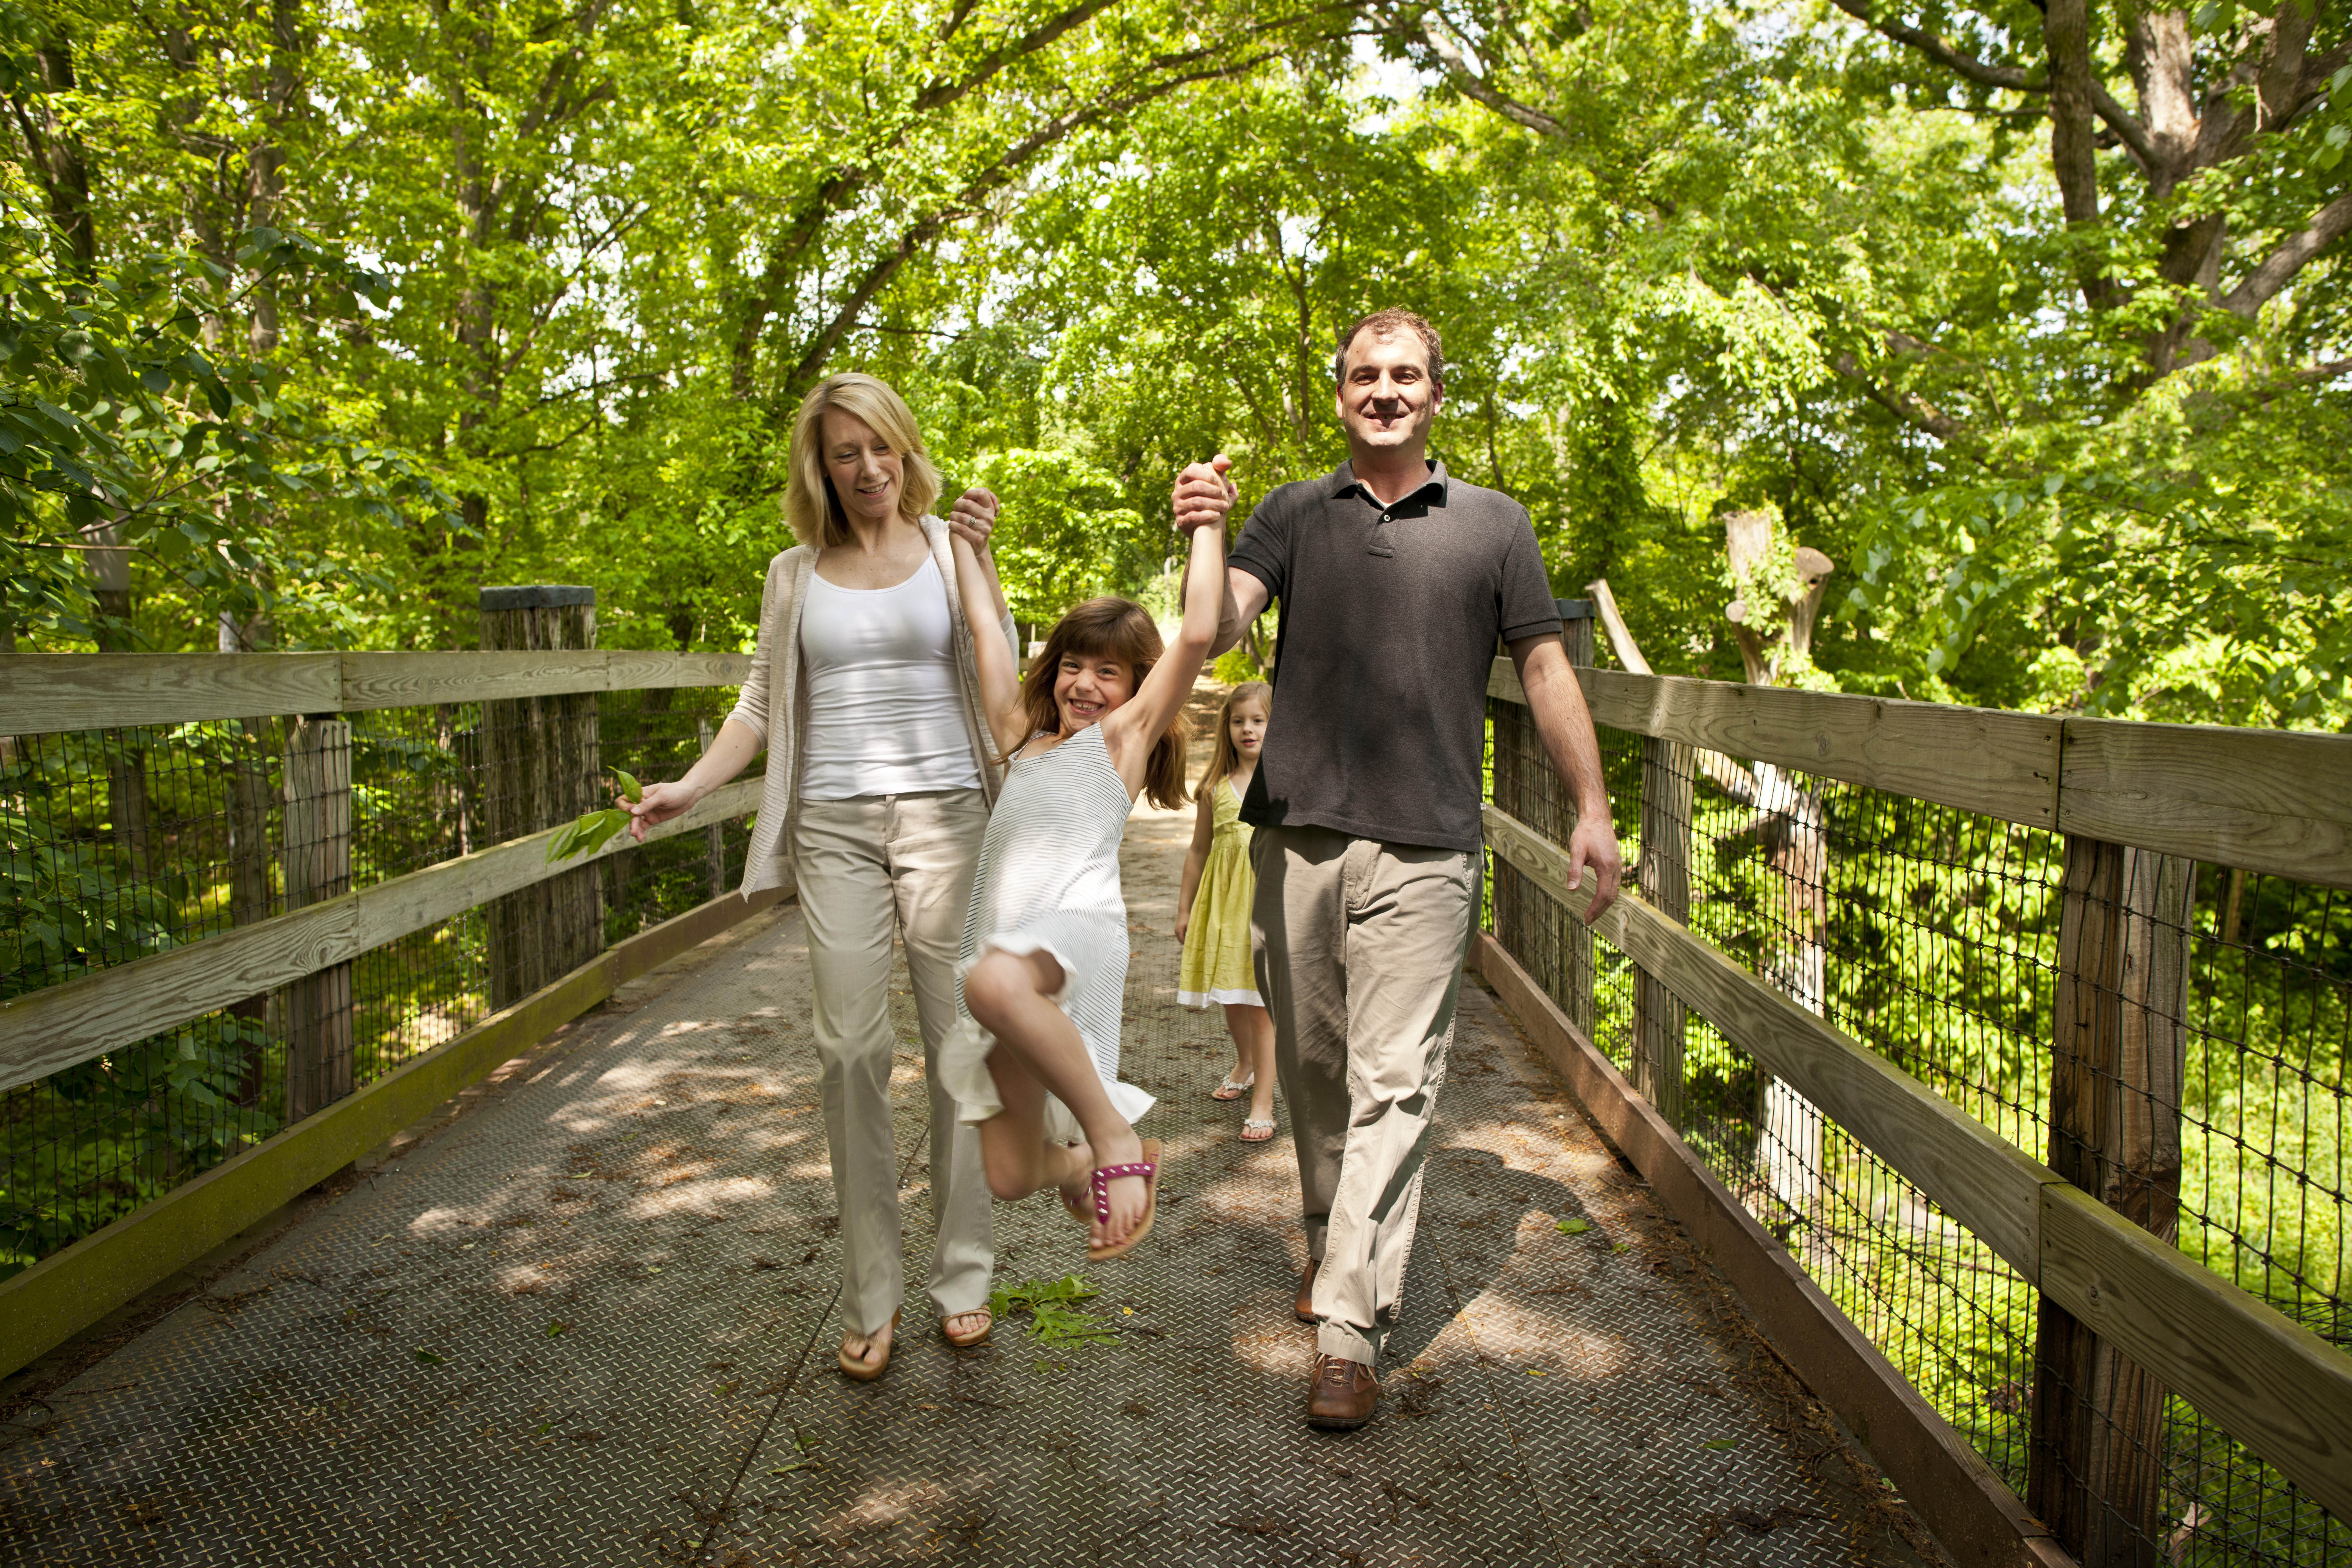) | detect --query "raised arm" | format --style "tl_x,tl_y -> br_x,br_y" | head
950,530 -> 1029,762
1105,492 -> 1225,791
1171,455 -> 1268,654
